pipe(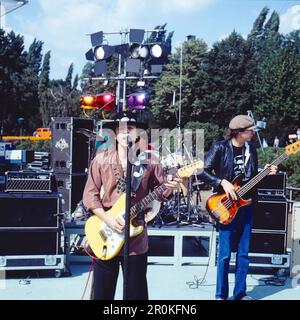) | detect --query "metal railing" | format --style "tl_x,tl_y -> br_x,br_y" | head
286,186 -> 300,212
